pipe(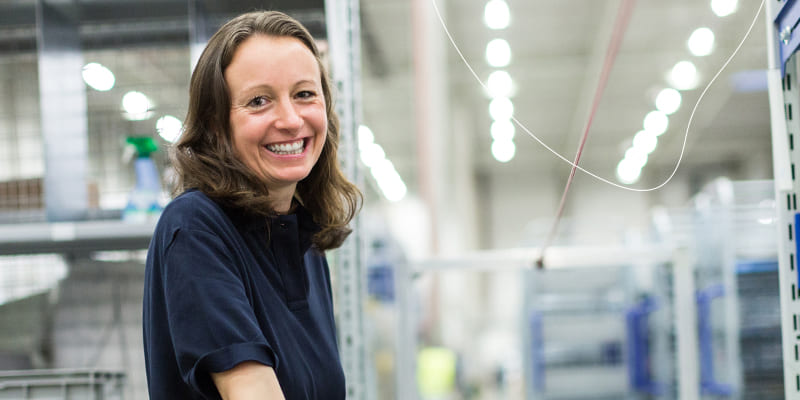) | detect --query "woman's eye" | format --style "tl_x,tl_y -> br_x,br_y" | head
247,96 -> 268,107
297,90 -> 316,99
